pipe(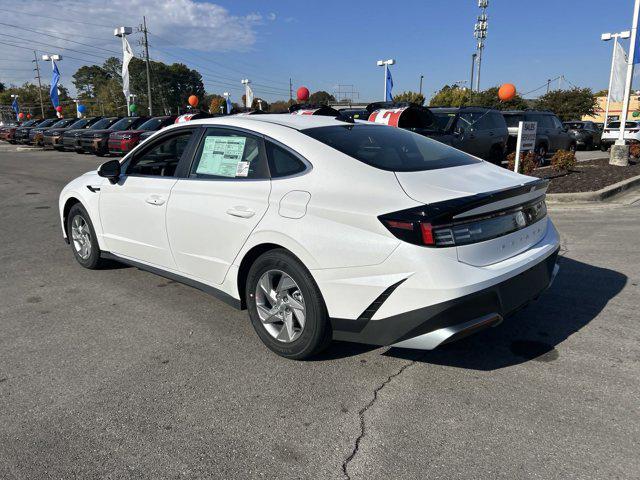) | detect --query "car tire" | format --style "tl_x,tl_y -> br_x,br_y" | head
66,203 -> 105,269
600,144 -> 608,152
246,249 -> 332,360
